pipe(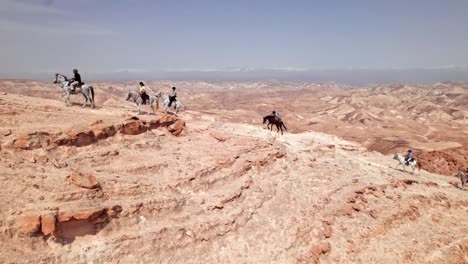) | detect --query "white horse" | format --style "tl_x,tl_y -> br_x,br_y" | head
155,92 -> 186,116
456,170 -> 467,190
125,91 -> 158,115
393,153 -> 420,174
53,73 -> 95,108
